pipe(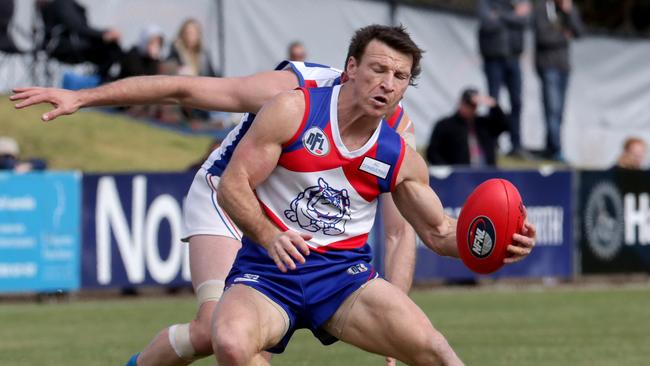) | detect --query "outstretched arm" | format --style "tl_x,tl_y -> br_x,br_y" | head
11,71 -> 298,121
